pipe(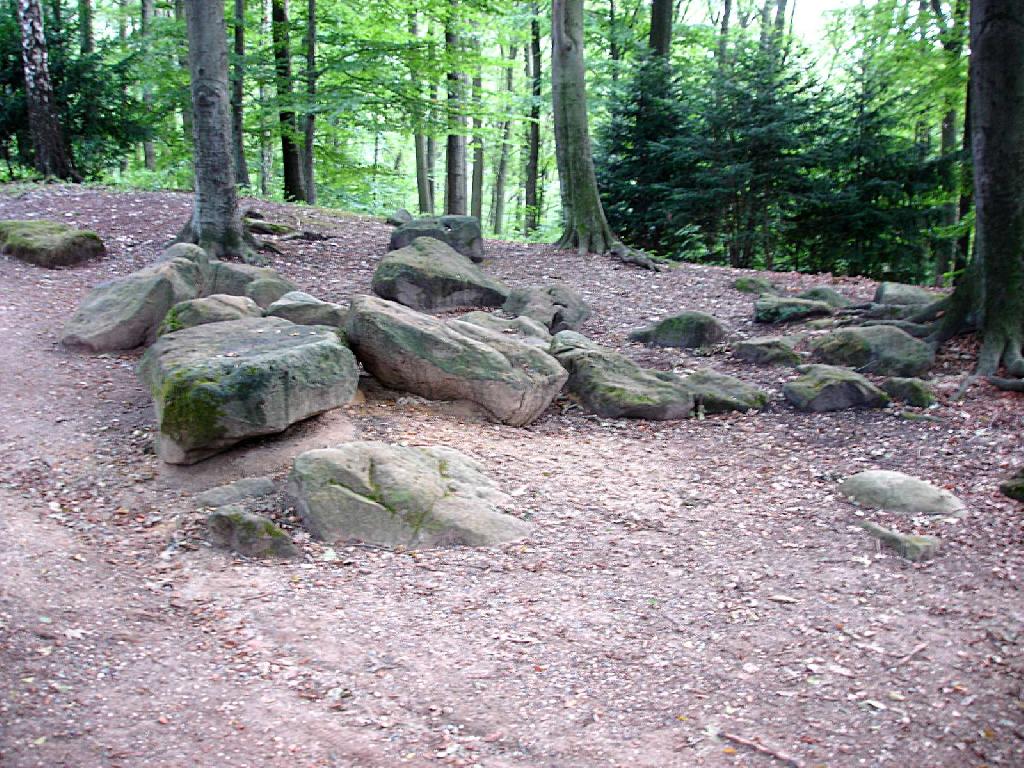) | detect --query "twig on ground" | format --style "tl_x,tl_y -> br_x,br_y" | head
896,642 -> 929,665
721,731 -> 805,767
